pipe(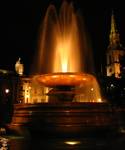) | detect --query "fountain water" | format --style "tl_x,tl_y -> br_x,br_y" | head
32,1 -> 103,103
33,1 -> 89,74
